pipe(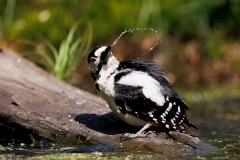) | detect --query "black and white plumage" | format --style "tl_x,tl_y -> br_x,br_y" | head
87,46 -> 200,138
